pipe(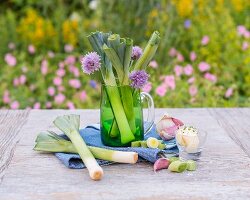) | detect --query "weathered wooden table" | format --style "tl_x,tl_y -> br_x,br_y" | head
0,108 -> 250,200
